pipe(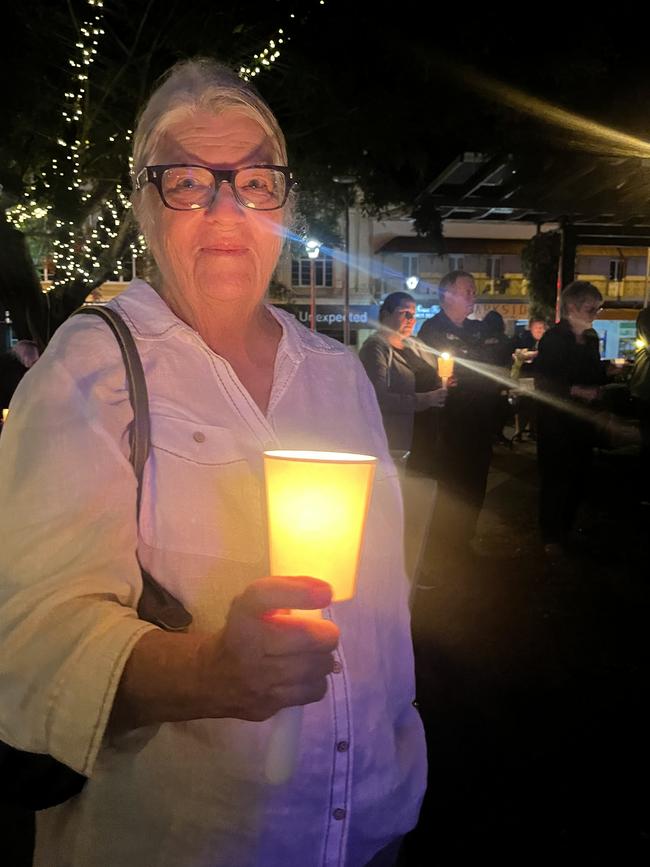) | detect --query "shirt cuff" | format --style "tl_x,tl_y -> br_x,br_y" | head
46,617 -> 159,776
